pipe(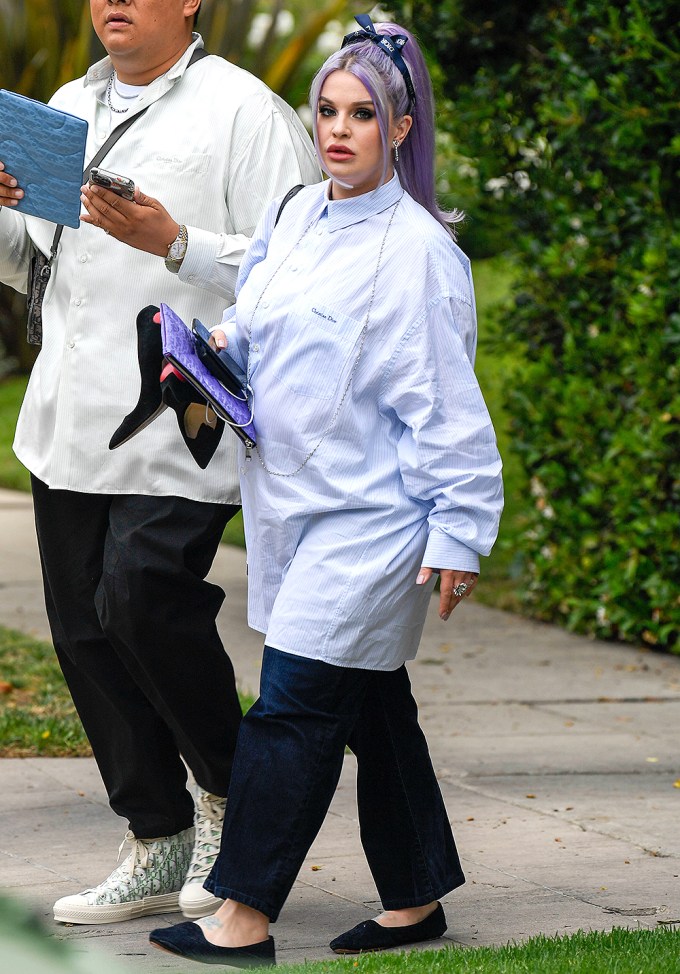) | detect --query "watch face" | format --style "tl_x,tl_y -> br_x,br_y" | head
167,226 -> 188,263
168,239 -> 186,260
